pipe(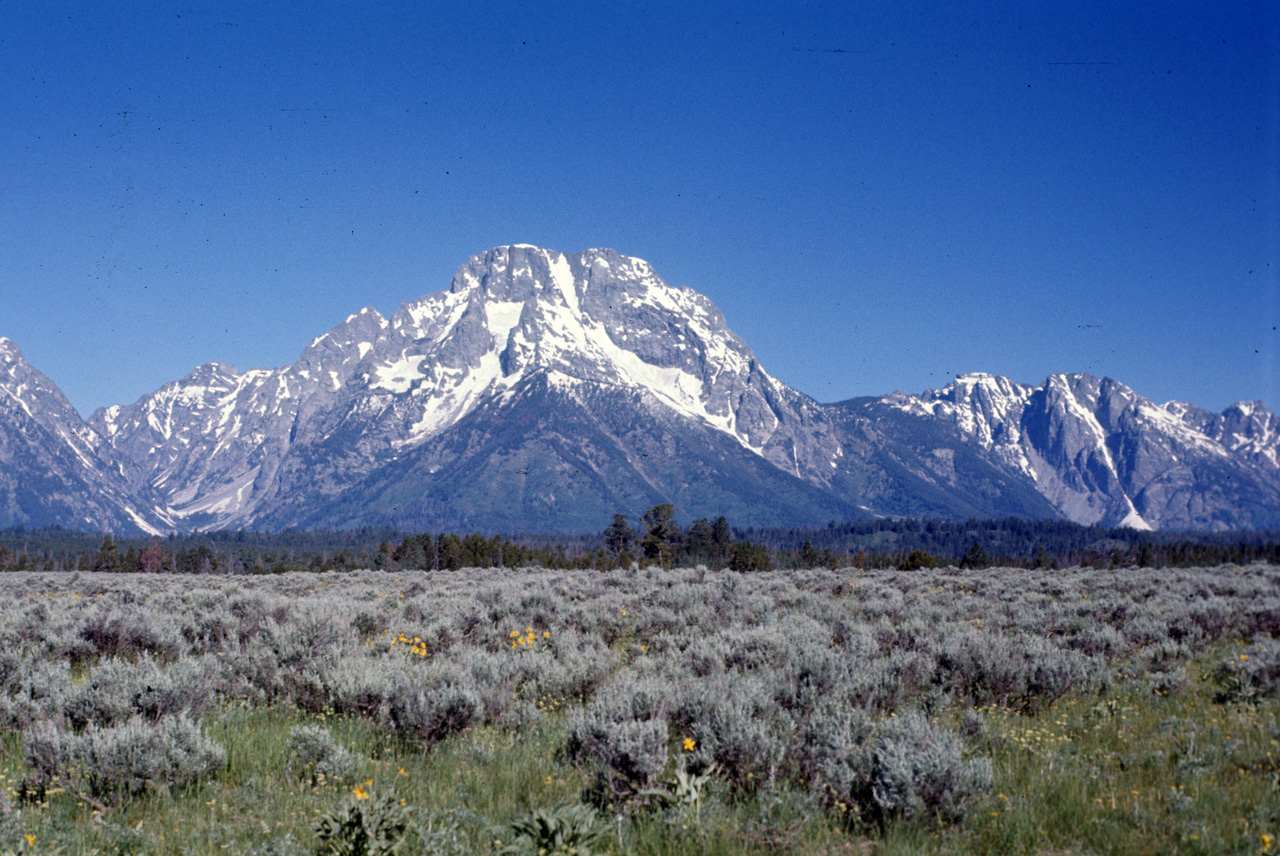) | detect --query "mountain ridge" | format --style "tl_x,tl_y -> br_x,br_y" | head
3,247 -> 1277,534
